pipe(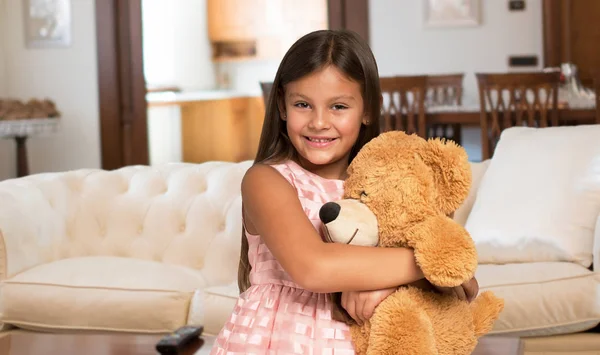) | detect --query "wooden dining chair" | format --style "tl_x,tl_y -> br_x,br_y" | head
260,82 -> 273,107
476,72 -> 561,160
426,74 -> 464,106
379,75 -> 427,137
425,73 -> 464,144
